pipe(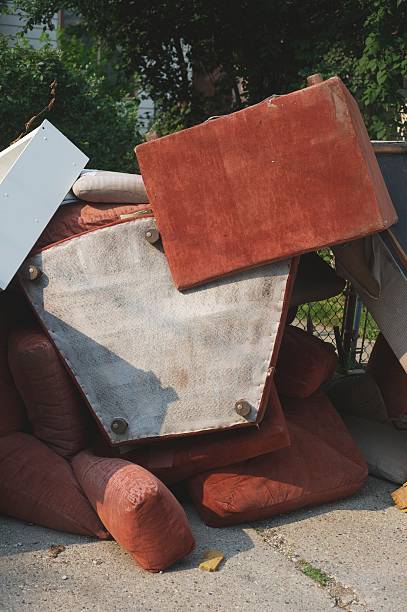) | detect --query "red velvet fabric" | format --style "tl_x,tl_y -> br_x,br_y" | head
188,391 -> 367,526
72,451 -> 195,572
0,432 -> 108,538
93,382 -> 290,484
0,312 -> 27,437
35,203 -> 152,249
367,334 -> 407,420
137,76 -> 396,289
274,325 -> 338,398
8,326 -> 89,457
